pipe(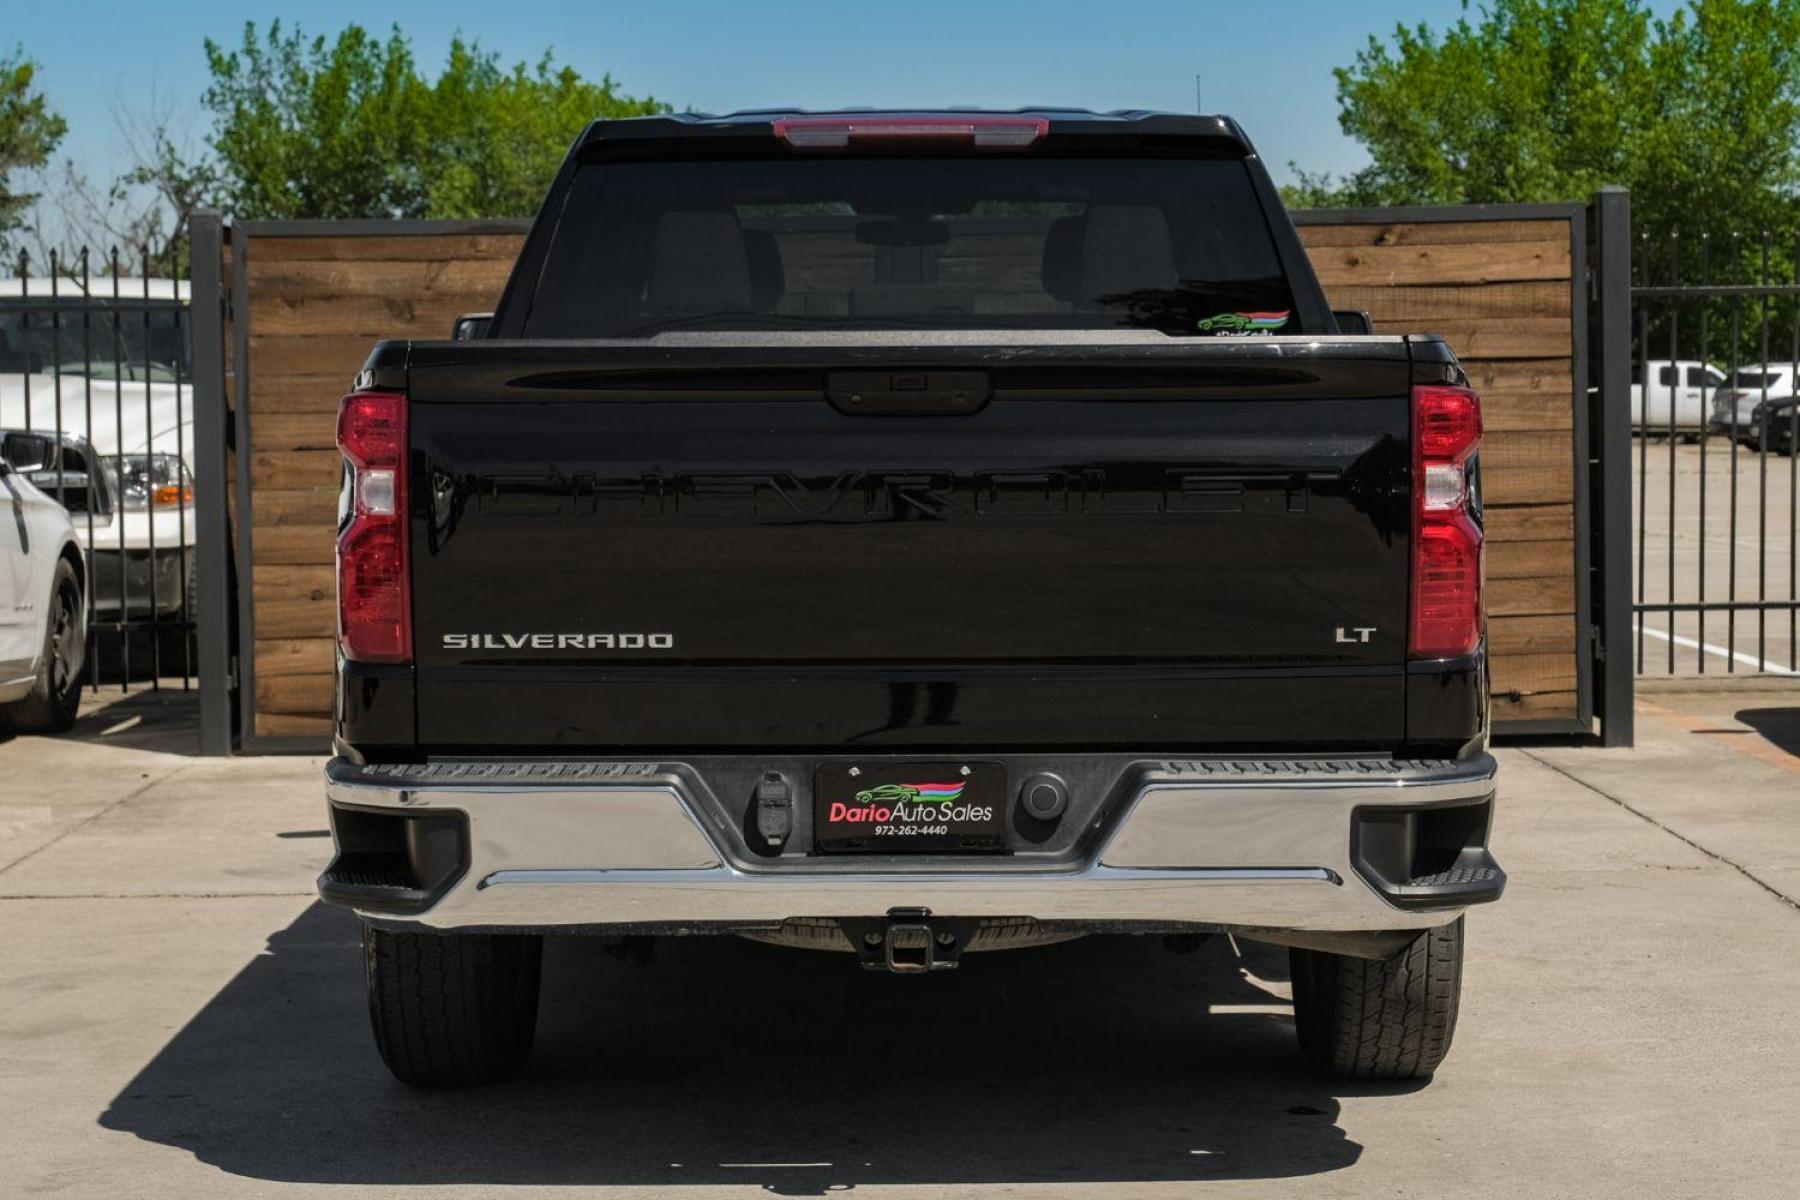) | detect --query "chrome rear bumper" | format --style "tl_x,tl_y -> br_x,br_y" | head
321,754 -> 1500,934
